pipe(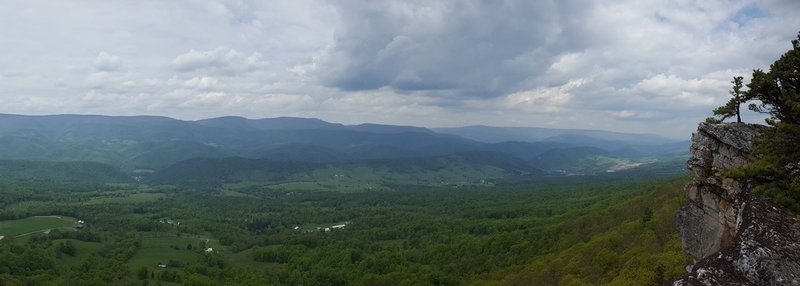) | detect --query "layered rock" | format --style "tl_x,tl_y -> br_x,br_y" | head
675,122 -> 800,285
677,122 -> 765,259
